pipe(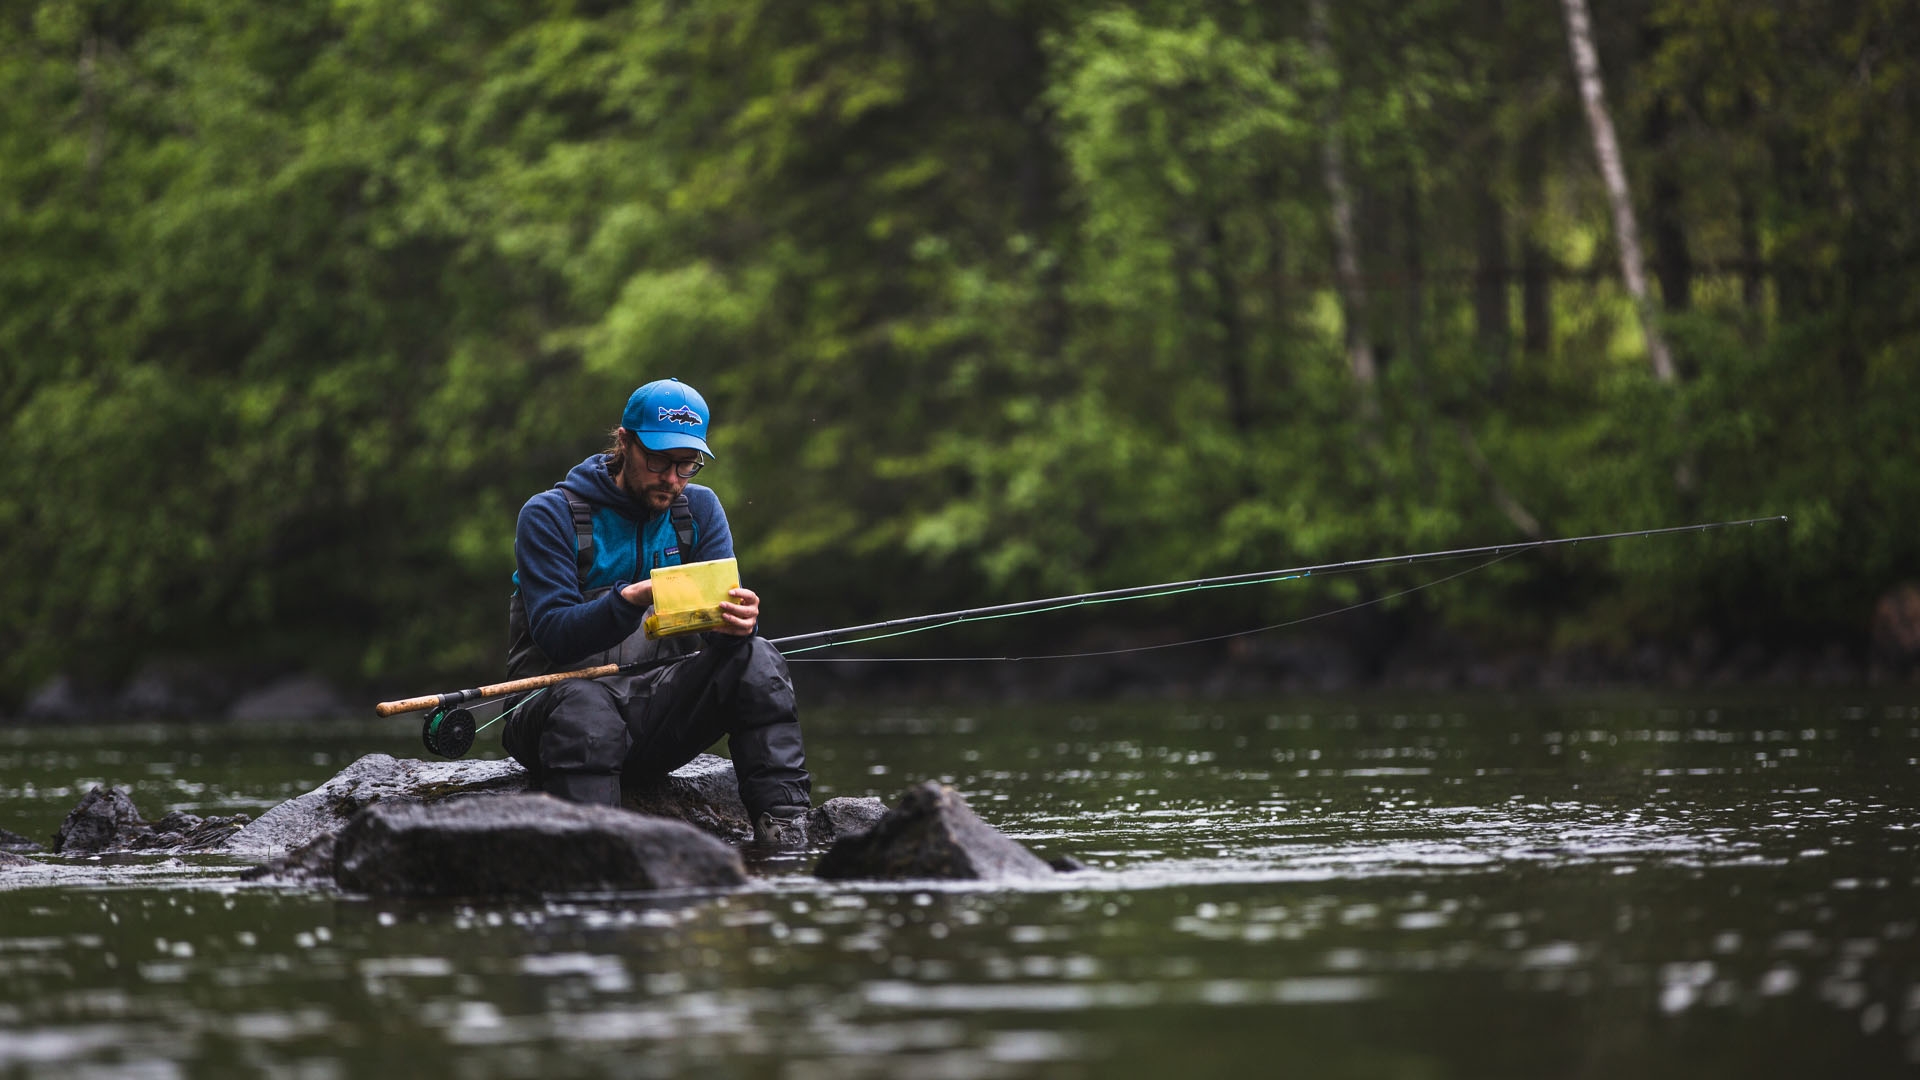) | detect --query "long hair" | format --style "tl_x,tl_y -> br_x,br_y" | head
602,425 -> 631,477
